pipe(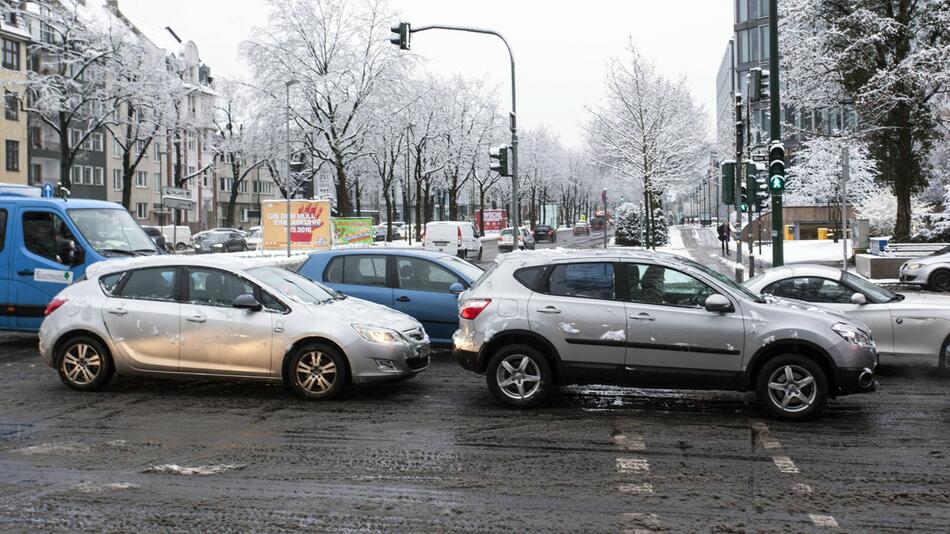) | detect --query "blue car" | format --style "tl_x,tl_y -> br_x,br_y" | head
297,249 -> 484,345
